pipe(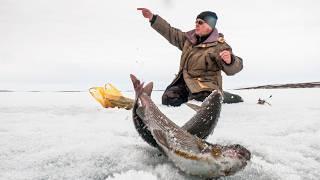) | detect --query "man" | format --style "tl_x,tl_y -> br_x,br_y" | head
137,8 -> 243,106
